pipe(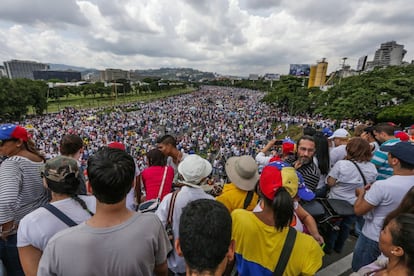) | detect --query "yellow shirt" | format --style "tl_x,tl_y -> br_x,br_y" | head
216,183 -> 259,213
